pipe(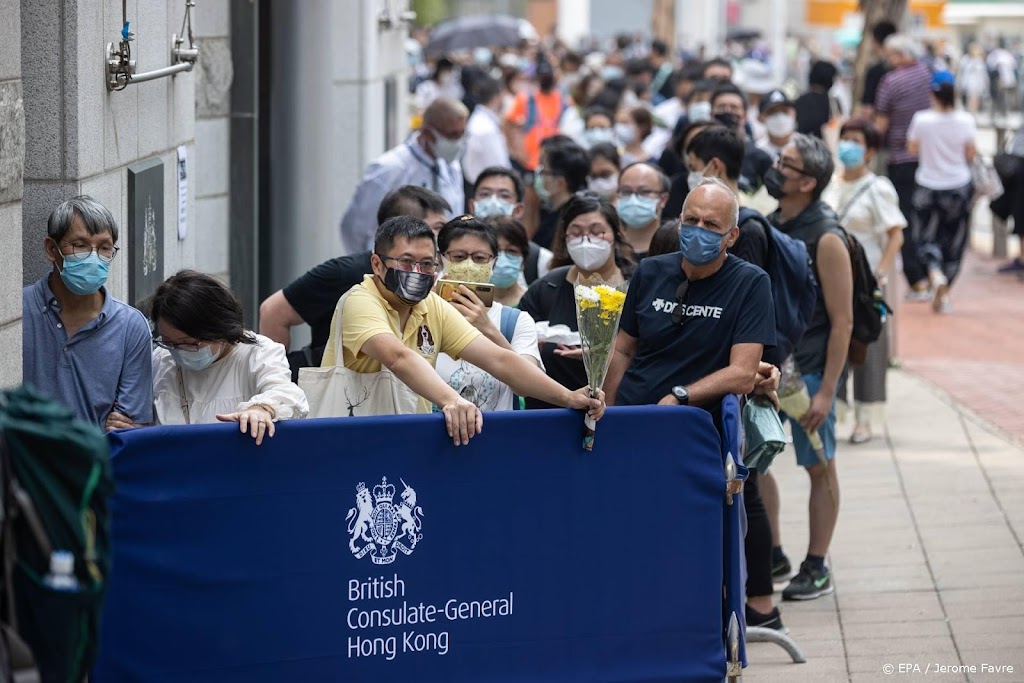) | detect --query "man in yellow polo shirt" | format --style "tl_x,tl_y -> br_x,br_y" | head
322,215 -> 605,445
